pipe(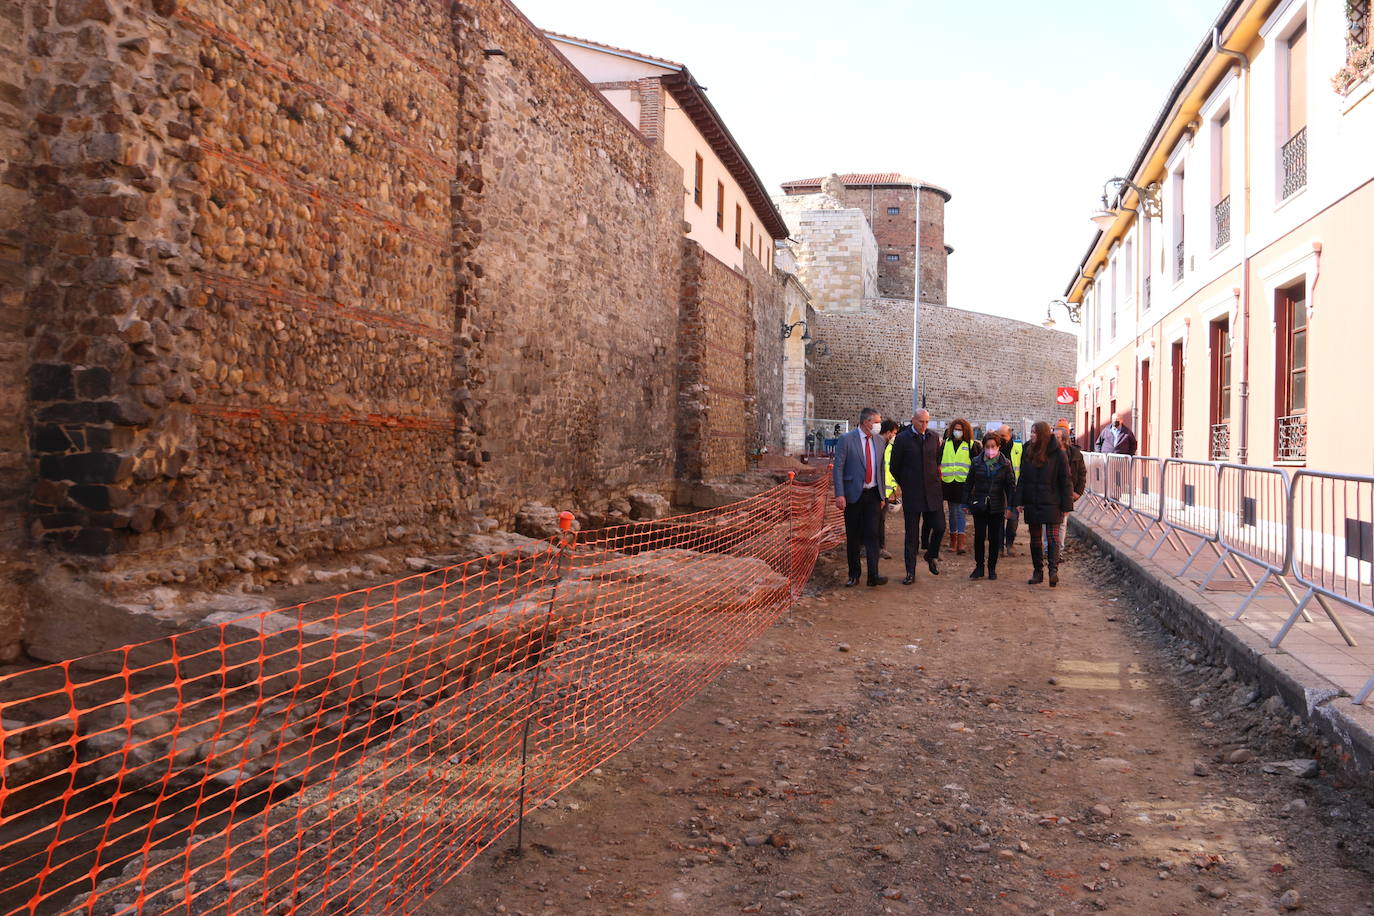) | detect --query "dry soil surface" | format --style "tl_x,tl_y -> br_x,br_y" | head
420,517 -> 1374,915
